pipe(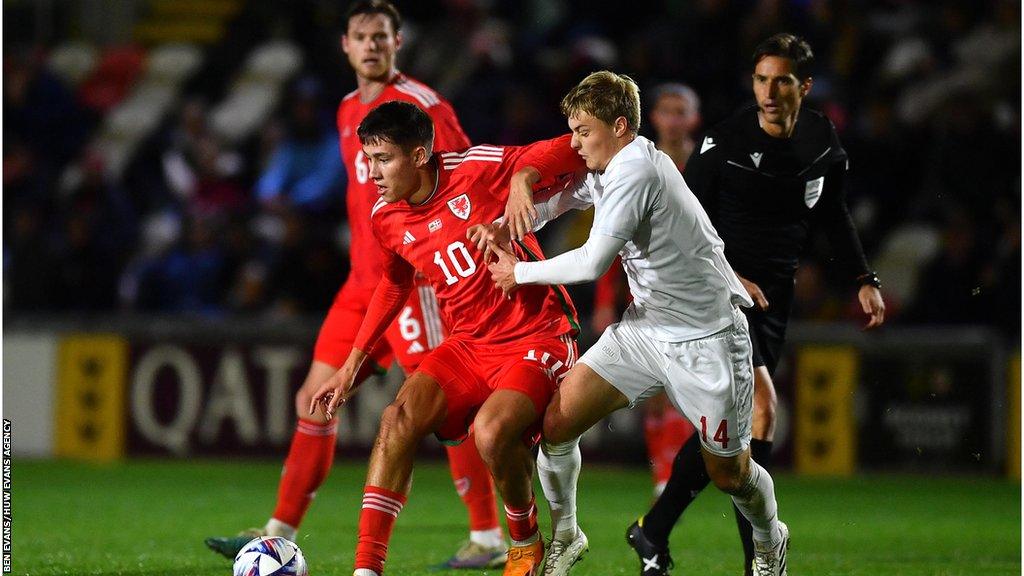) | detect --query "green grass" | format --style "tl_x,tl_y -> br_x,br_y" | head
11,459 -> 1020,575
